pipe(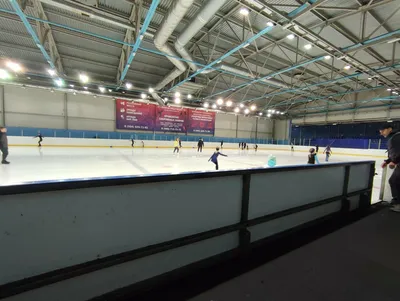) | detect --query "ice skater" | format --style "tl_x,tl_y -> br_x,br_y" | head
208,147 -> 227,170
35,132 -> 43,147
307,148 -> 320,165
179,138 -> 182,148
141,141 -> 144,148
254,144 -> 258,152
220,141 -> 224,149
323,145 -> 332,162
316,145 -> 319,153
291,142 -> 294,152
173,138 -> 180,153
131,138 -> 134,147
0,127 -> 10,164
197,138 -> 204,152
